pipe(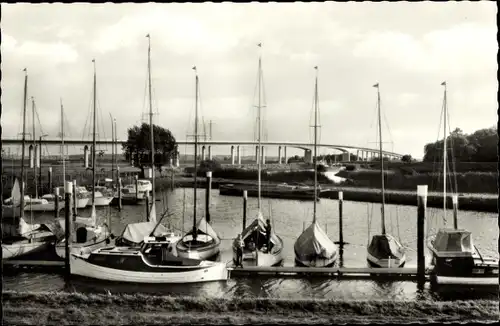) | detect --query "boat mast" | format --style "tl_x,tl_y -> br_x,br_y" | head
313,66 -> 318,224
31,96 -> 37,199
109,113 -> 115,185
91,59 -> 97,220
442,81 -> 447,224
20,68 -> 28,219
374,83 -> 386,235
147,34 -> 155,206
193,66 -> 199,239
61,99 -> 65,185
257,43 -> 262,210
